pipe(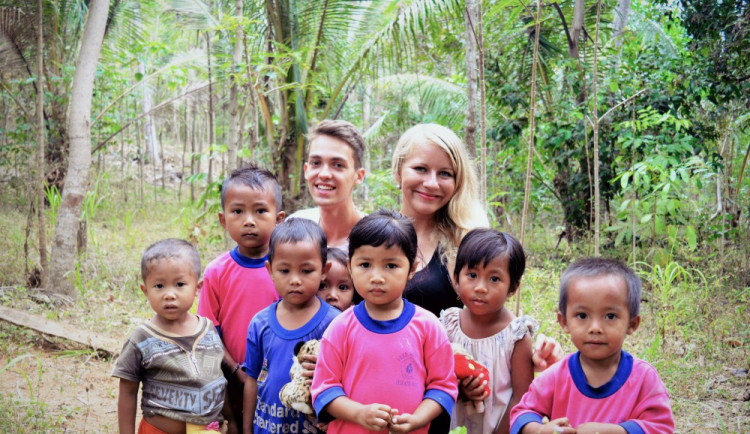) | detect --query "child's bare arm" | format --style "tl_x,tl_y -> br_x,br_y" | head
521,417 -> 576,434
326,396 -> 392,431
243,376 -> 258,434
117,379 -> 139,434
497,333 -> 534,434
576,422 -> 626,433
388,398 -> 442,433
